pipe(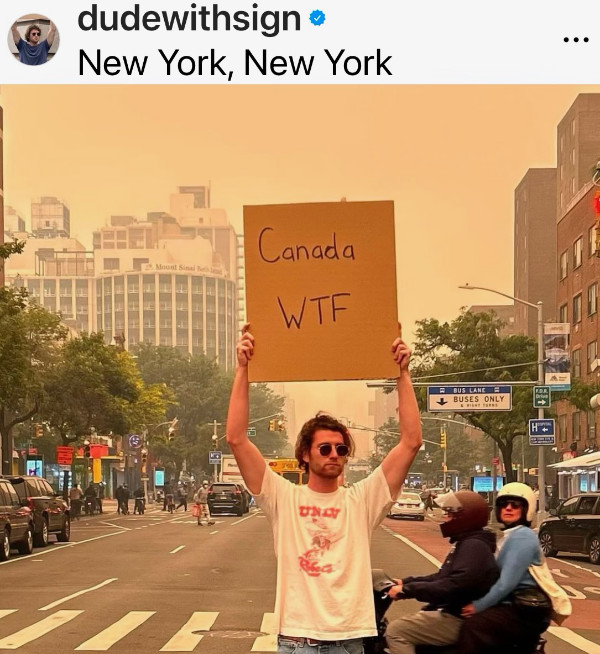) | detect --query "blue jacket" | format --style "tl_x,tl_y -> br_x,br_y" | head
473,524 -> 541,613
